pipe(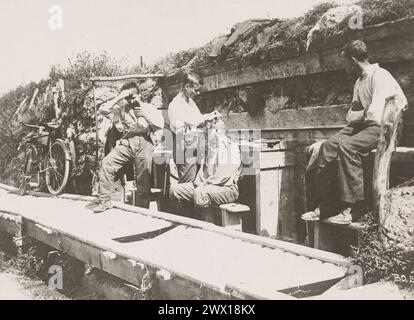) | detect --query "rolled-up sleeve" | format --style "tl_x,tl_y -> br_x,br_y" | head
346,82 -> 364,124
139,103 -> 164,130
168,96 -> 204,133
168,99 -> 185,133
